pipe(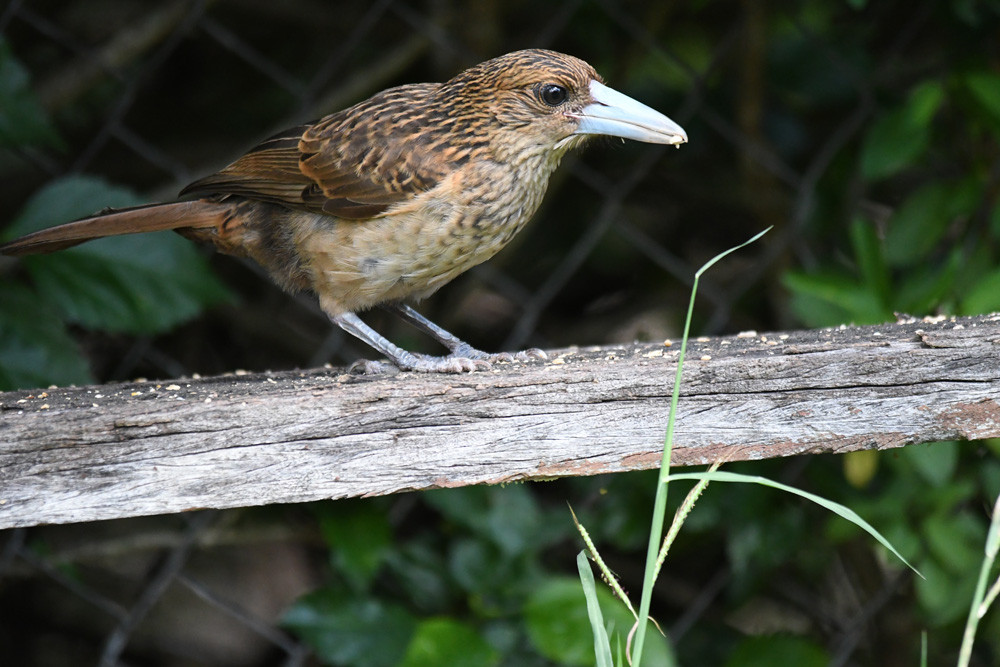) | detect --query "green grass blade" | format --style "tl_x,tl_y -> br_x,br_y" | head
982,573 -> 1000,618
958,493 -> 1000,666
576,551 -> 615,667
665,470 -> 922,577
695,227 -> 772,279
654,461 -> 721,582
632,228 -> 771,666
571,506 -> 637,617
